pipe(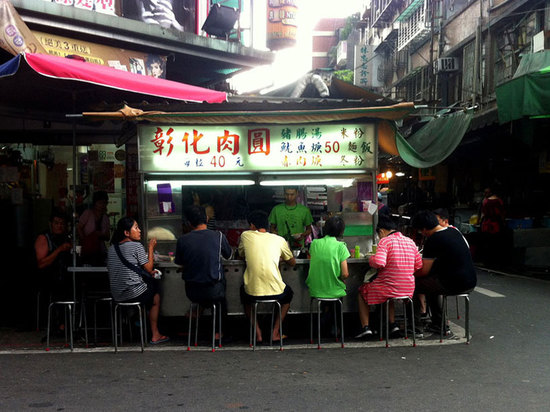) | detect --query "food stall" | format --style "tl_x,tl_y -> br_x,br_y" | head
132,103 -> 415,315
